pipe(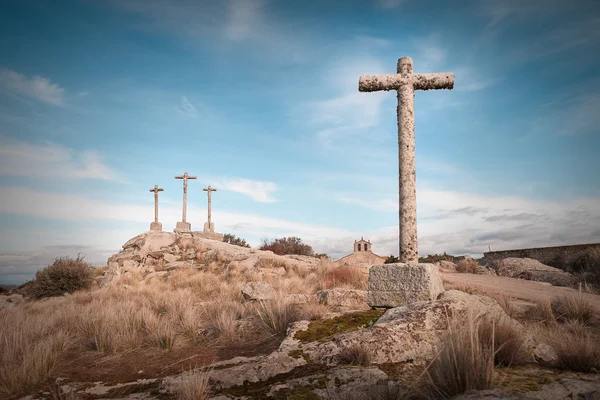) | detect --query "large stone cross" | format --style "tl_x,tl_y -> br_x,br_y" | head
149,184 -> 164,231
175,172 -> 197,232
359,57 -> 454,263
203,185 -> 217,233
